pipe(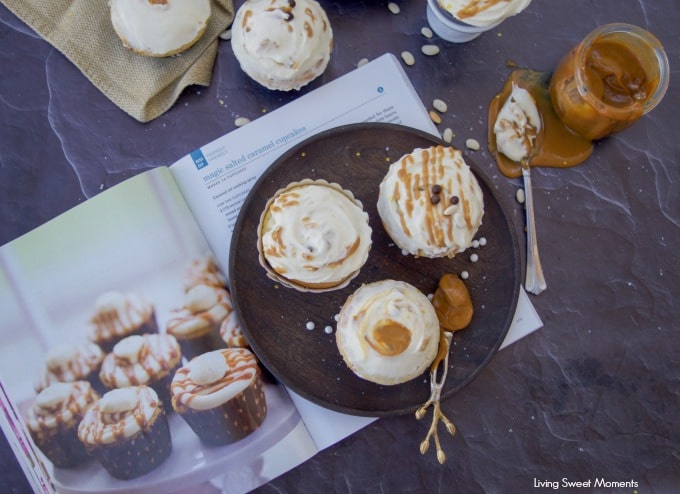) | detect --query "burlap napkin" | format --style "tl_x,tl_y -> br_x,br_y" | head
1,0 -> 234,122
